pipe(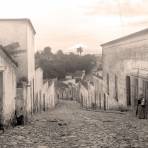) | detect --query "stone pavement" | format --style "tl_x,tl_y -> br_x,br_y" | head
0,100 -> 148,148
